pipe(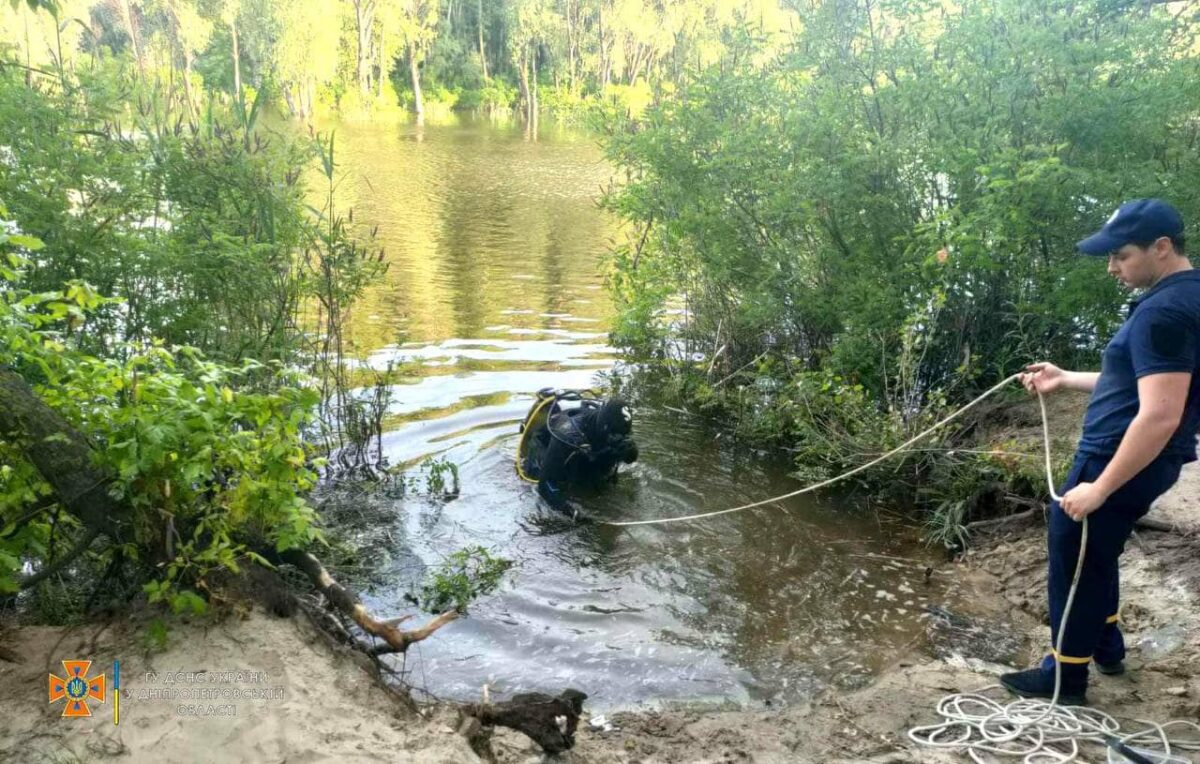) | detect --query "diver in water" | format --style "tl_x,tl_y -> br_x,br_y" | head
517,391 -> 639,514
